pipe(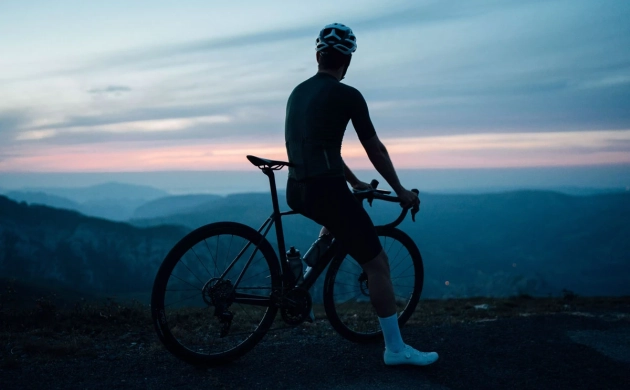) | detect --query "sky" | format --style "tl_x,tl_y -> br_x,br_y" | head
1,0 -> 630,174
